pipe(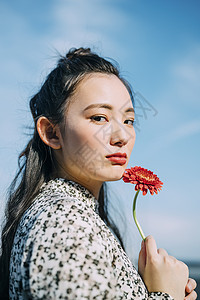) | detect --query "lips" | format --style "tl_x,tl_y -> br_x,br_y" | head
106,152 -> 127,165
